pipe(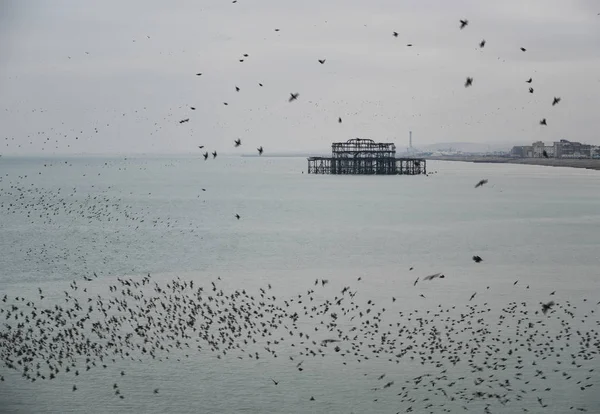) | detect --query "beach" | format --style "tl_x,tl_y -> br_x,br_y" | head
426,156 -> 600,170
